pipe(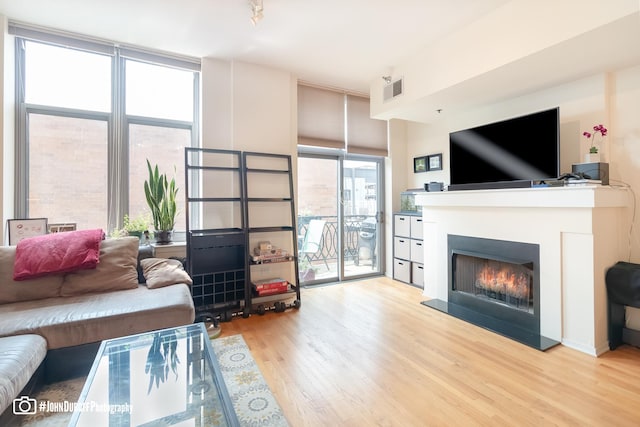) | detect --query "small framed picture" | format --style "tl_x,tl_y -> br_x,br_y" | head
413,156 -> 427,173
427,153 -> 443,171
48,223 -> 77,234
7,218 -> 48,245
